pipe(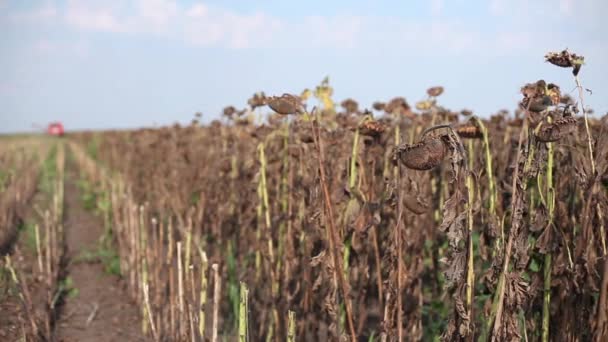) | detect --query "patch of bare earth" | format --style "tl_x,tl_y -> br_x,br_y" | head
54,163 -> 146,342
